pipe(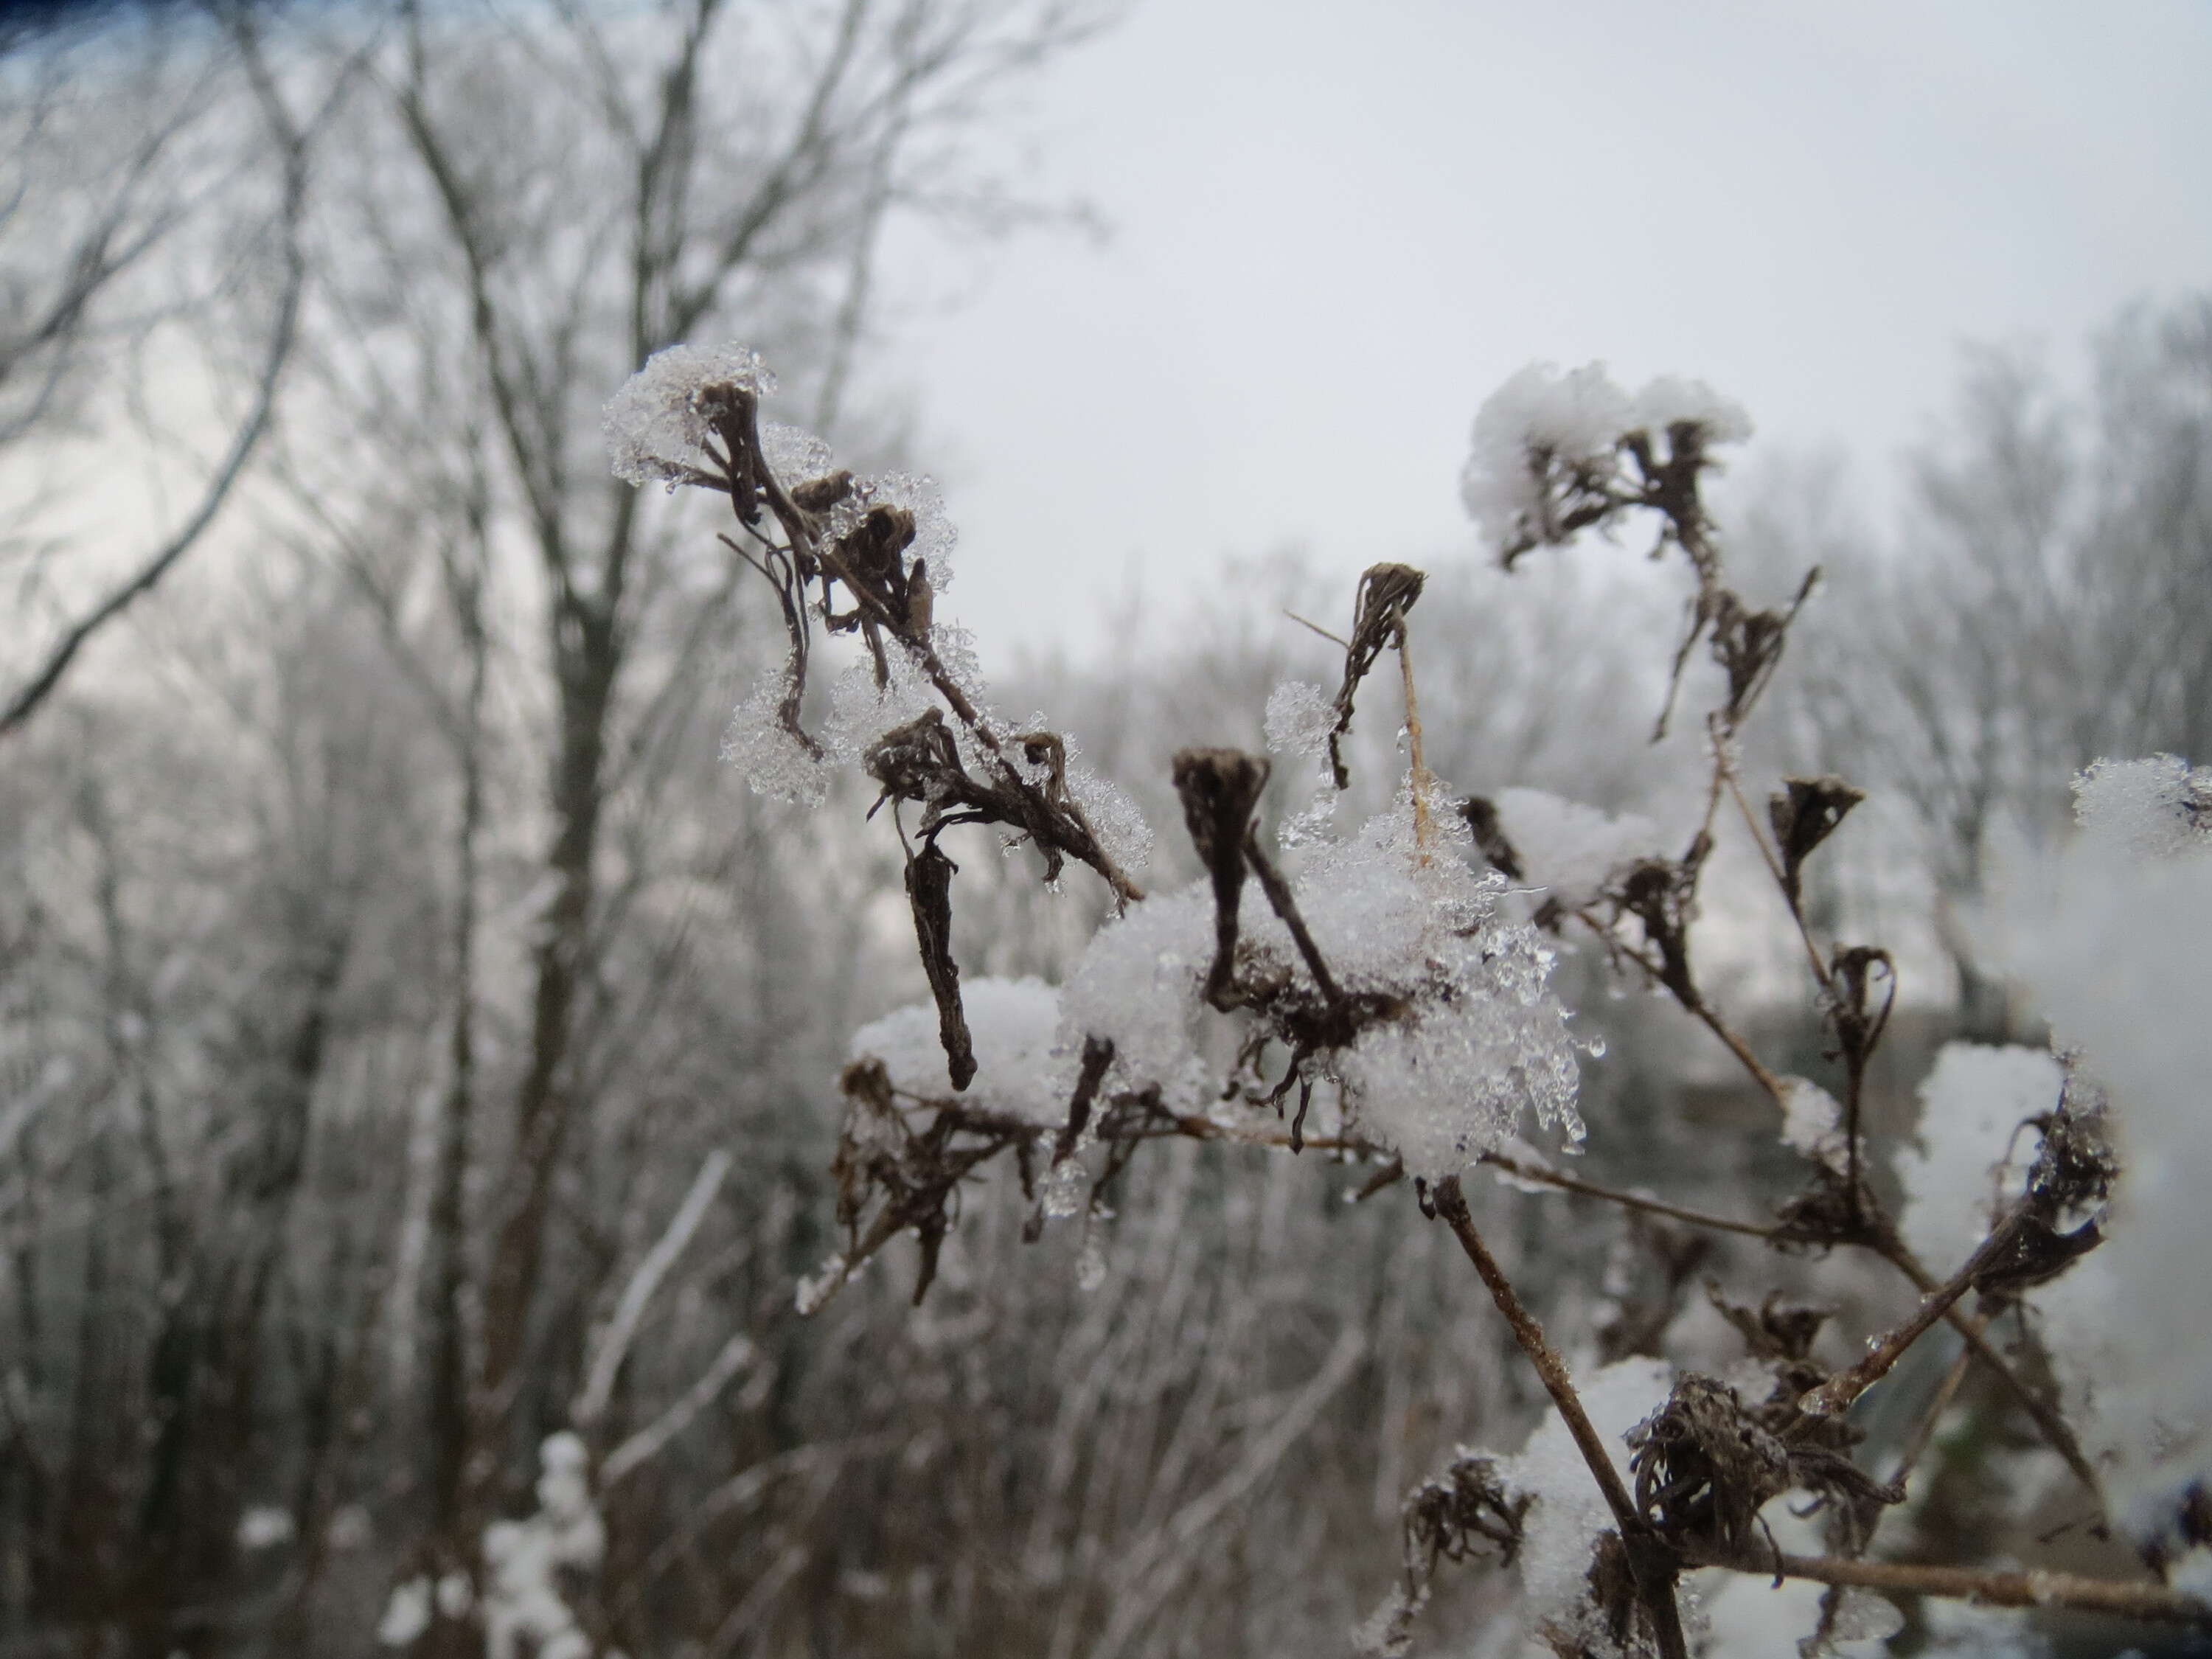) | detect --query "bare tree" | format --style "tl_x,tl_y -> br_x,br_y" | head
0,2 -> 346,740
1756,297 -> 2212,1037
